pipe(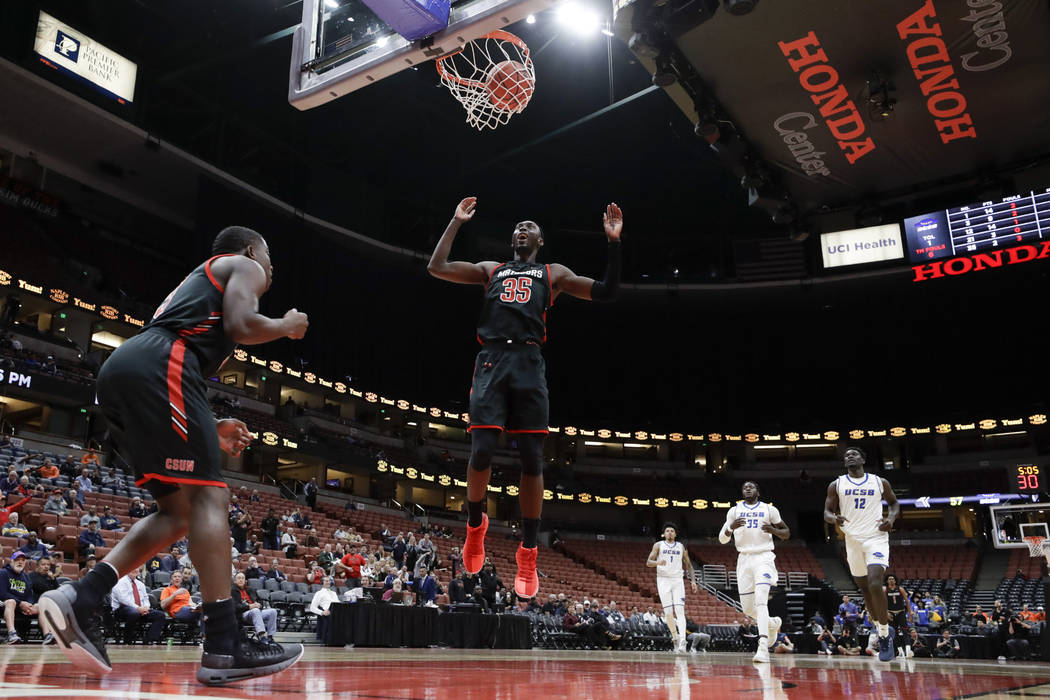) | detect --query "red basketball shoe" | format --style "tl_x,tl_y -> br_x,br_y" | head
514,544 -> 539,599
462,513 -> 488,575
